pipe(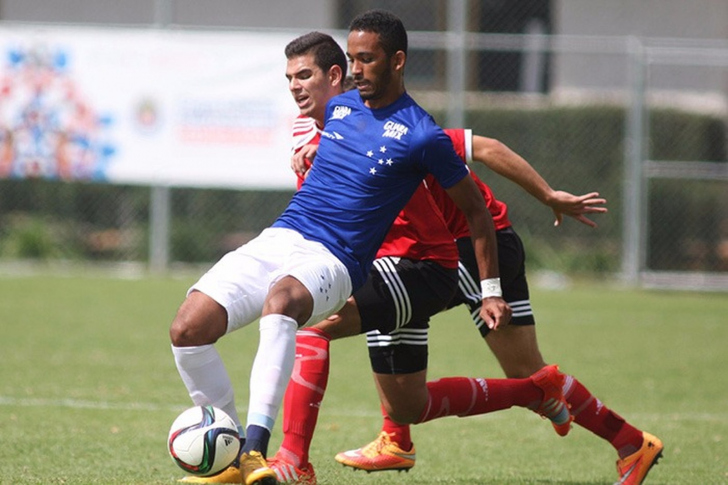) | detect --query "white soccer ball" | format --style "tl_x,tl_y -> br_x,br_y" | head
168,405 -> 241,476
